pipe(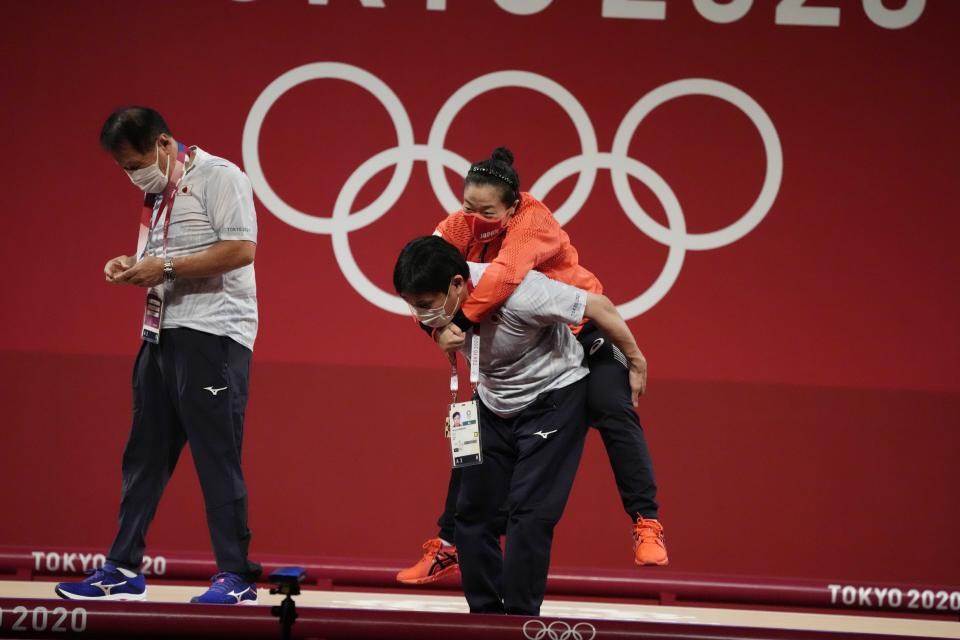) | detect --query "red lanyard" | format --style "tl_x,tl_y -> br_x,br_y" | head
137,143 -> 188,261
